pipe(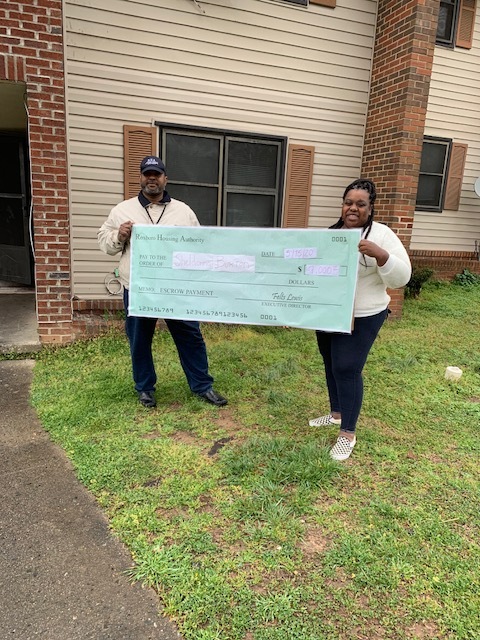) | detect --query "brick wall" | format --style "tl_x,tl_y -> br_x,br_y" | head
361,0 -> 439,317
1,0 -> 73,344
410,250 -> 480,280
